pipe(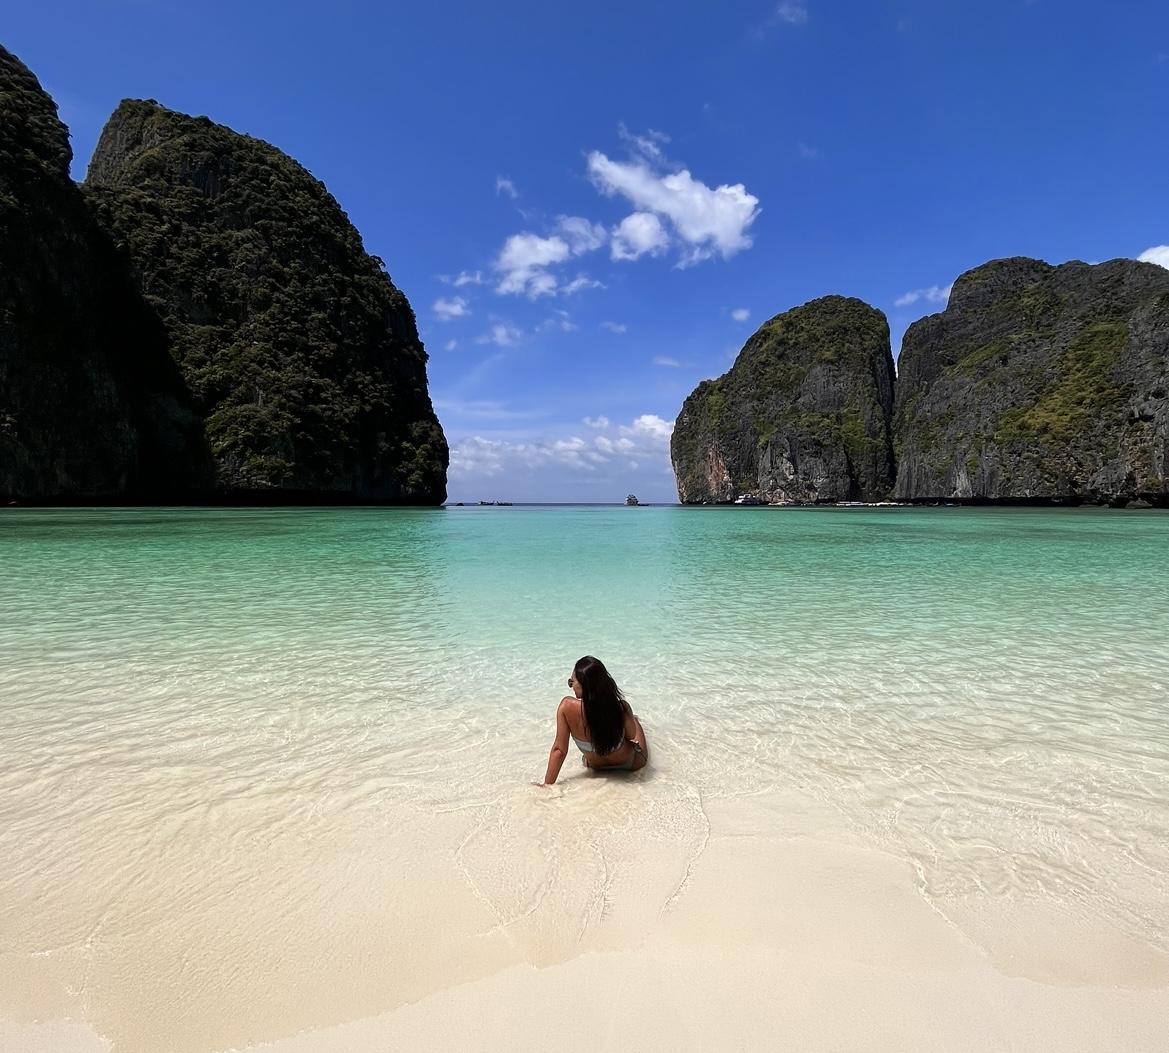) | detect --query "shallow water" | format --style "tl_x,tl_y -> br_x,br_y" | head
2,505 -> 1168,1047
